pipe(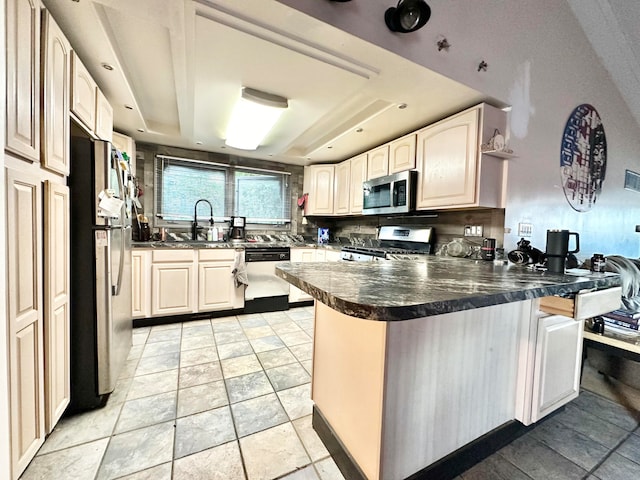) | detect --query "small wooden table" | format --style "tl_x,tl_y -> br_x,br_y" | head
583,326 -> 640,363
